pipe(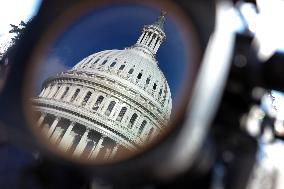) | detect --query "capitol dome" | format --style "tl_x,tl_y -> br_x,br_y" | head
33,11 -> 172,161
